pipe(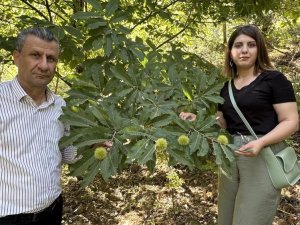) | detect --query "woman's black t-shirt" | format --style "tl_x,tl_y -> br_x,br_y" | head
218,70 -> 296,135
